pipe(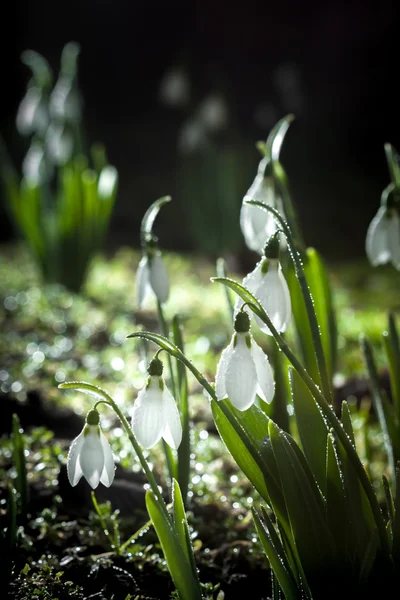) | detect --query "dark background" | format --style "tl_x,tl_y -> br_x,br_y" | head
2,0 -> 400,261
